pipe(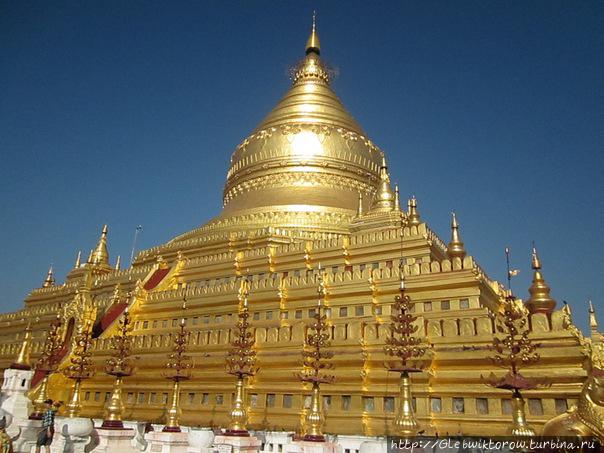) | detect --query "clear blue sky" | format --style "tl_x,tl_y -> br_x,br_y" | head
1,1 -> 602,334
